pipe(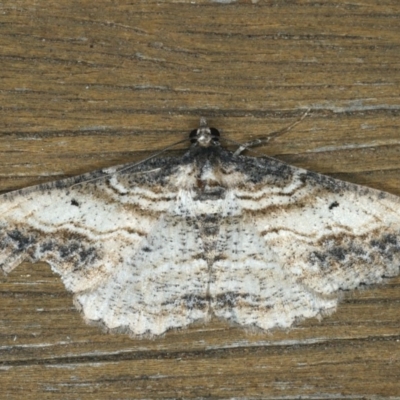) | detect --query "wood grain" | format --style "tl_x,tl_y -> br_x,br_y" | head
0,1 -> 399,398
